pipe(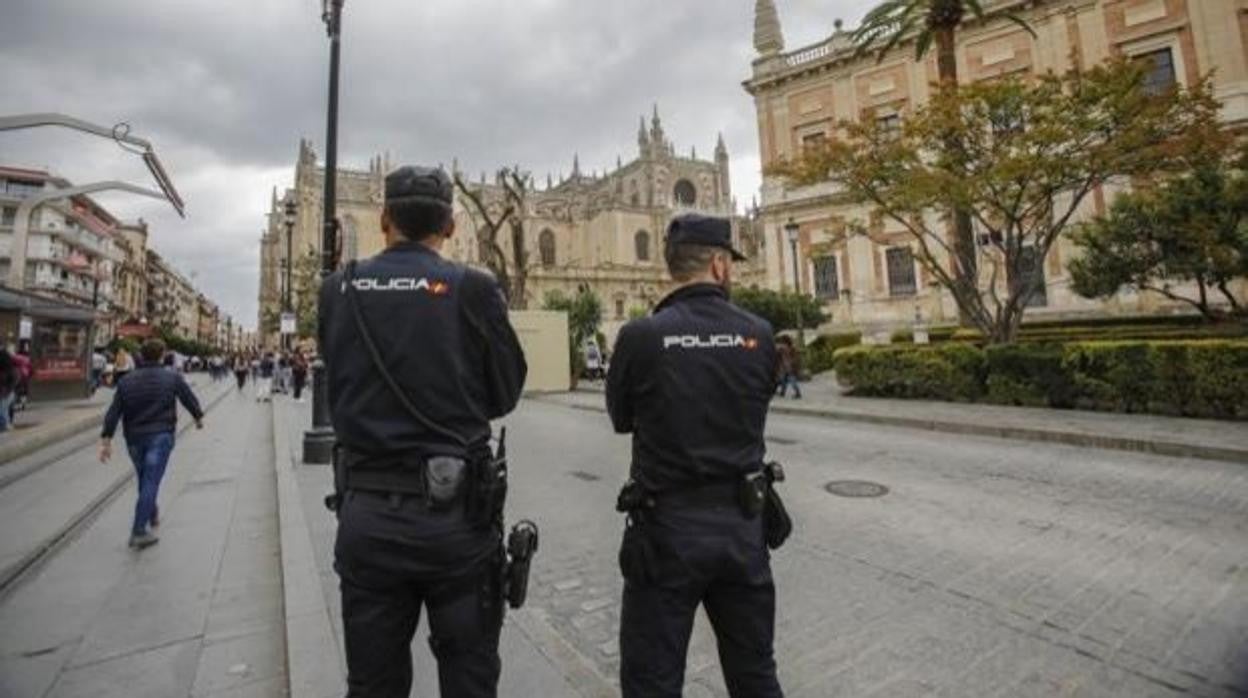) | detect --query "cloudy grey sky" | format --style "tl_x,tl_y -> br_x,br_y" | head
0,0 -> 878,329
